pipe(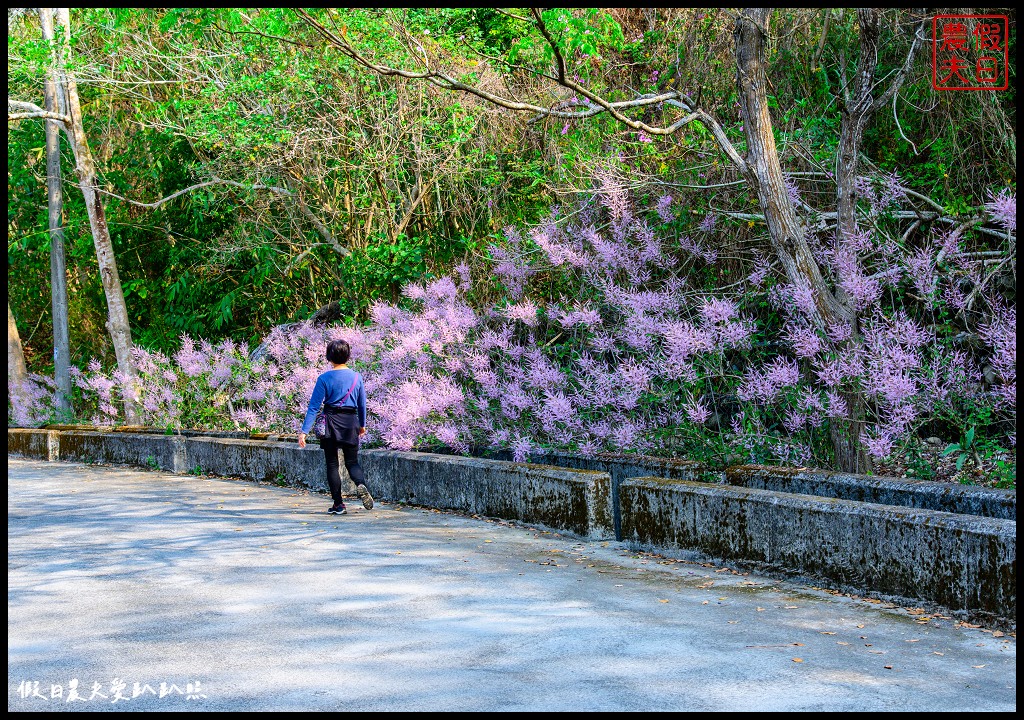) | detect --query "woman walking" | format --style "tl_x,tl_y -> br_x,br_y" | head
297,339 -> 374,515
